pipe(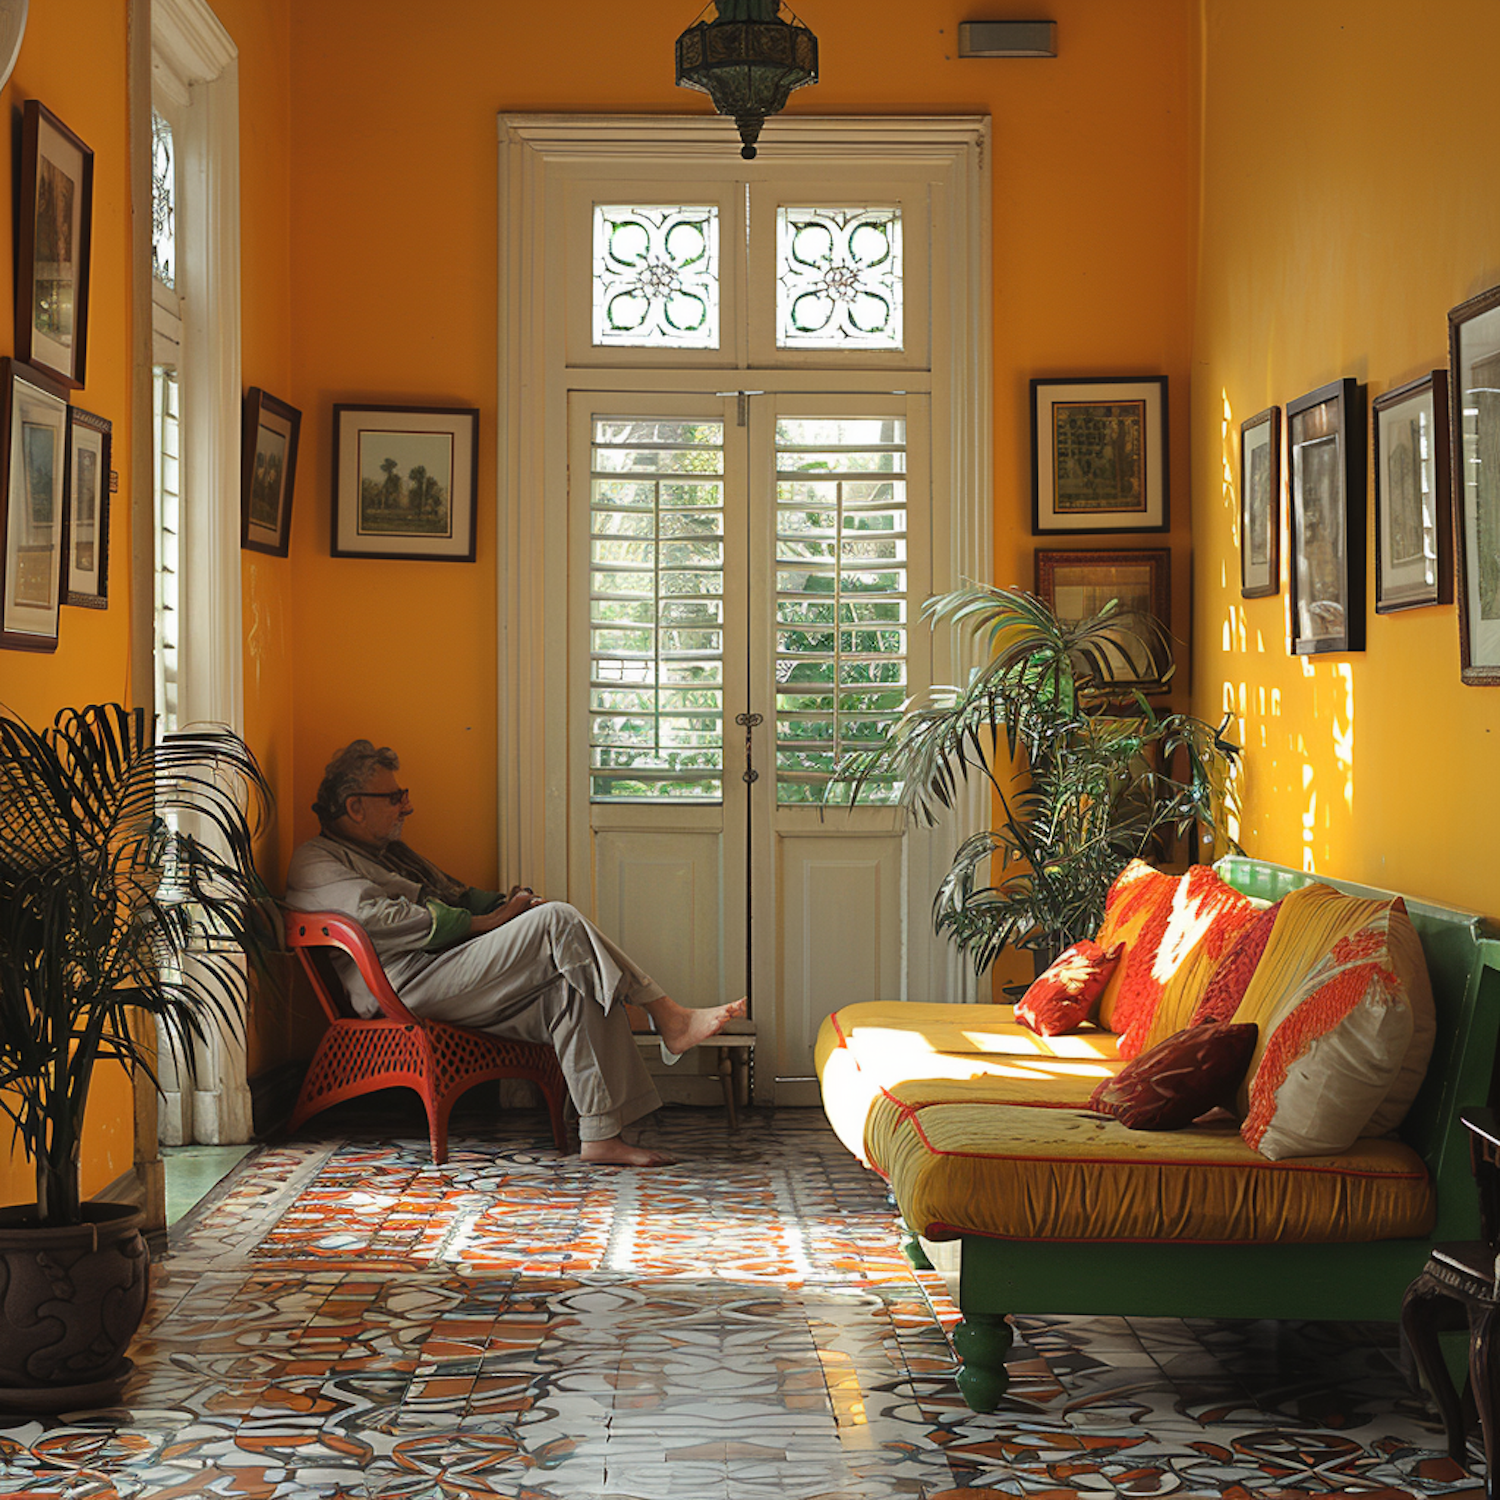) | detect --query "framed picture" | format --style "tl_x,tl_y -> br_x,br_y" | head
63,406 -> 110,609
0,360 -> 72,651
1239,406 -> 1280,598
241,388 -> 301,557
1372,372 -> 1451,614
1034,546 -> 1173,691
1031,377 -> 1168,533
1449,287 -> 1500,684
16,100 -> 94,390
1287,378 -> 1365,656
332,404 -> 478,561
